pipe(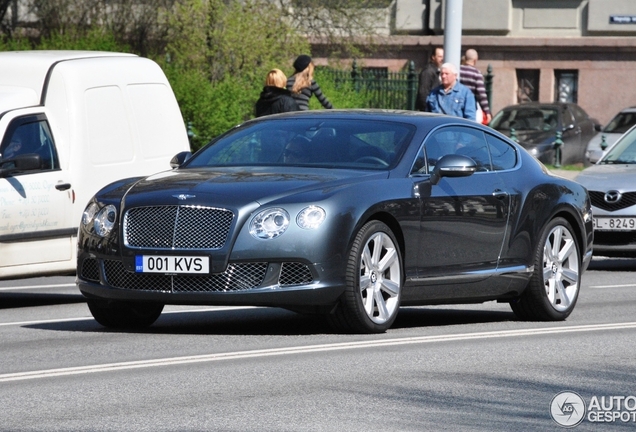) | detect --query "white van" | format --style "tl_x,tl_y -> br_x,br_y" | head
0,51 -> 191,279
